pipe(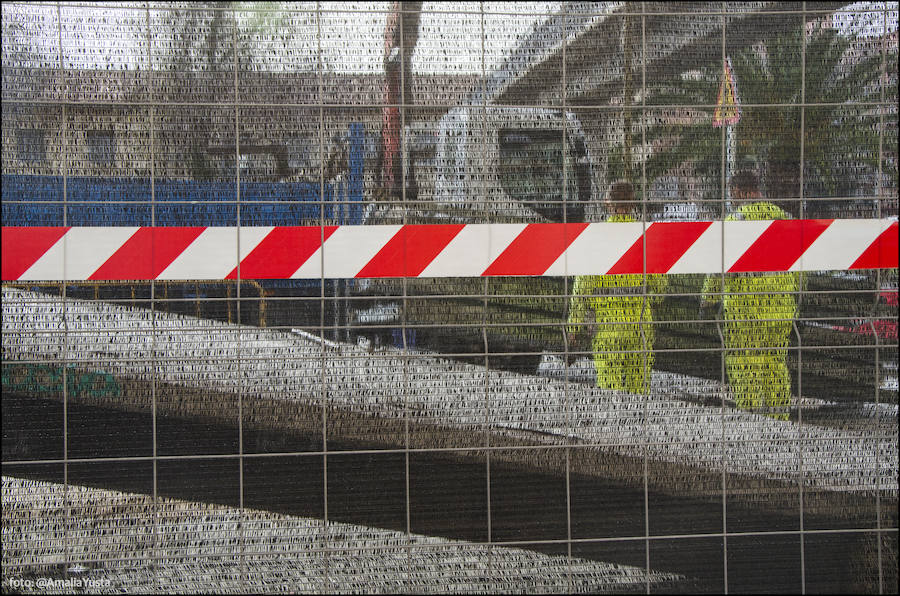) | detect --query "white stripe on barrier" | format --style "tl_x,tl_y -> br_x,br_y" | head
298,225 -> 401,278
790,218 -> 891,272
17,233 -> 67,281
547,222 -> 644,276
158,228 -> 235,280
722,219 -> 773,272
22,227 -> 139,281
419,224 -> 488,277
668,221 -> 723,274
